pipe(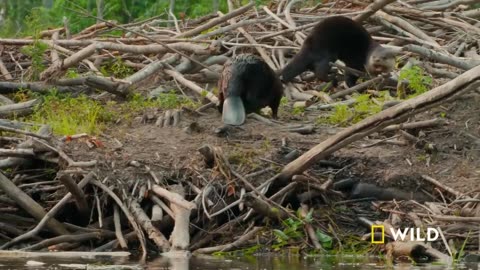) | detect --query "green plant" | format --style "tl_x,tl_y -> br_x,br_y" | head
124,91 -> 198,111
20,40 -> 48,81
398,65 -> 432,98
27,91 -> 108,135
318,94 -> 382,127
292,106 -> 305,116
100,57 -> 134,78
